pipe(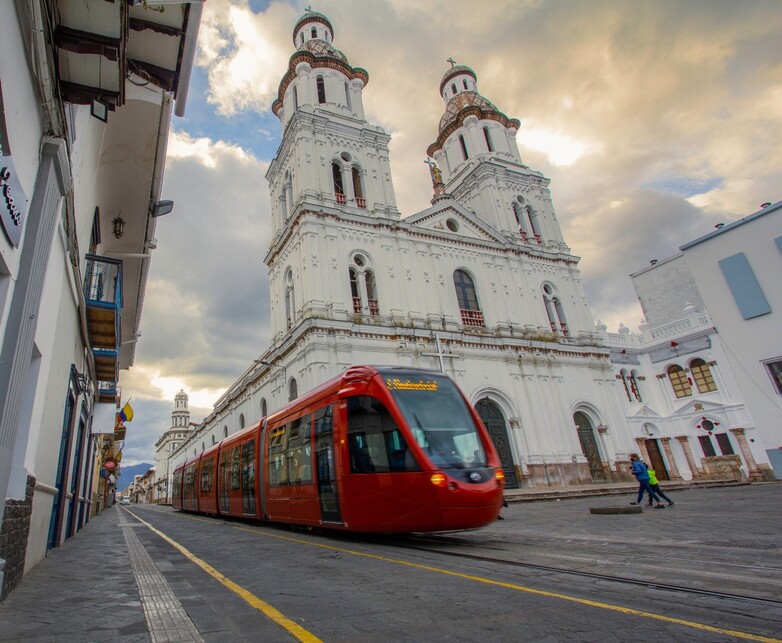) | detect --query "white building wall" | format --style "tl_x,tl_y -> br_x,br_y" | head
679,203 -> 782,473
